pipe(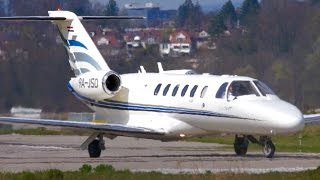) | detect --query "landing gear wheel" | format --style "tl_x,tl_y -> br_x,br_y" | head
234,136 -> 248,156
88,139 -> 101,158
263,140 -> 275,158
